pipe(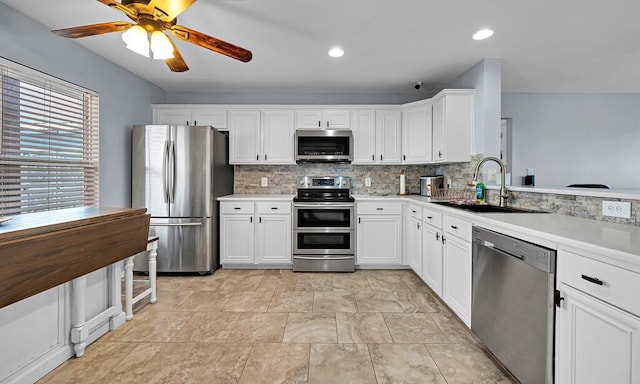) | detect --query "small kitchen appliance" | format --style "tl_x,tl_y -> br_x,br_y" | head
420,175 -> 444,196
295,130 -> 353,163
292,176 -> 355,272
